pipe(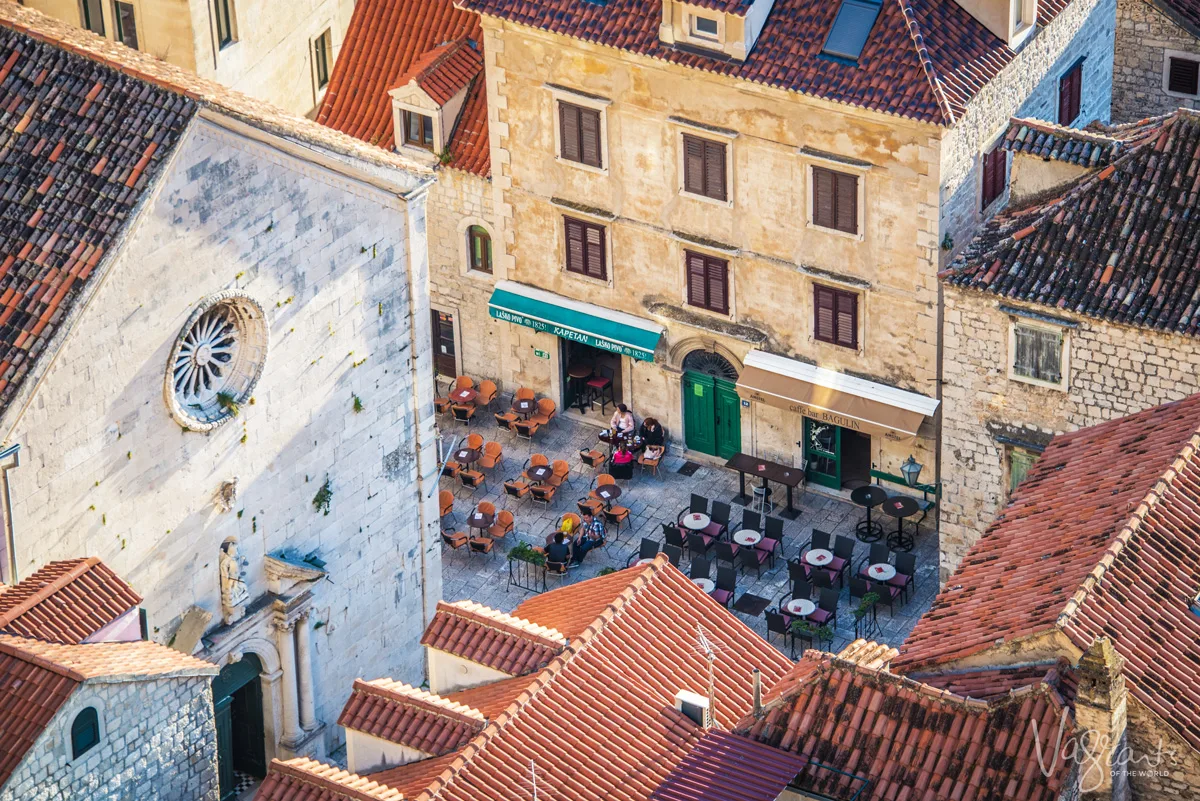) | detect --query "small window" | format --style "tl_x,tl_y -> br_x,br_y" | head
1058,61 -> 1083,125
691,15 -> 719,39
112,1 -> 138,49
81,0 -> 104,35
981,144 -> 1007,210
403,111 -> 435,150
313,28 -> 332,91
822,0 -> 882,61
71,707 -> 100,759
563,216 -> 607,280
682,134 -> 727,202
558,102 -> 603,169
214,0 -> 236,48
685,251 -> 729,314
467,225 -> 492,274
813,284 -> 858,349
811,166 -> 858,235
1012,323 -> 1064,385
1168,56 -> 1200,96
1007,447 -> 1039,493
